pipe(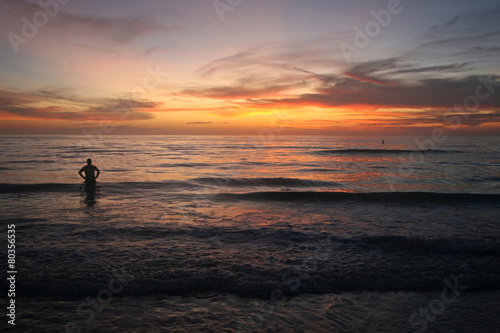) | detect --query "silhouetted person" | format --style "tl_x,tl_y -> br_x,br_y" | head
79,159 -> 99,205
79,158 -> 100,190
